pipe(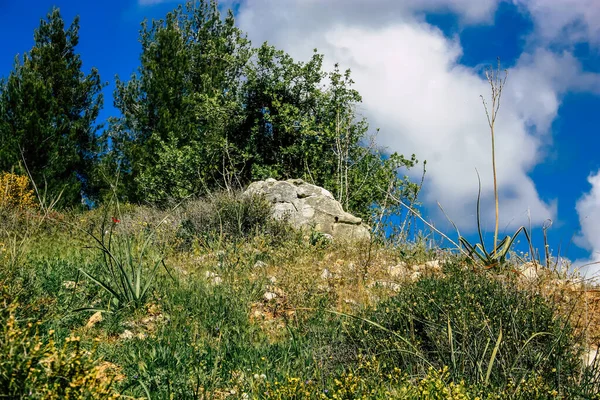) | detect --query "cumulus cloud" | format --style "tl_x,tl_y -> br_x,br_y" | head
514,0 -> 600,47
231,0 -> 600,231
574,171 -> 600,277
